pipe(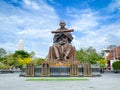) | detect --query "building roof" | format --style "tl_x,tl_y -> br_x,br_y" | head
107,46 -> 120,61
